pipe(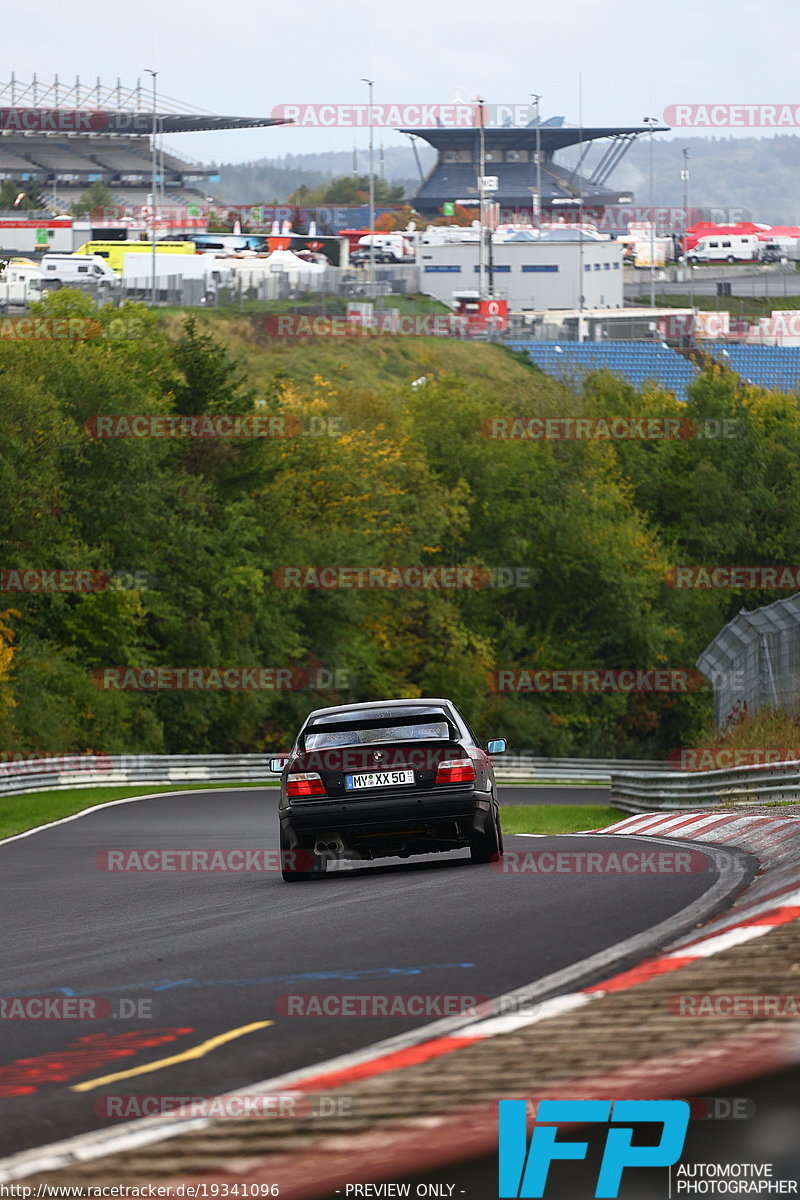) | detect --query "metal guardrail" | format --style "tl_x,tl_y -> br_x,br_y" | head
496,756 -> 669,783
0,754 -> 274,799
0,753 -> 673,799
610,759 -> 800,813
